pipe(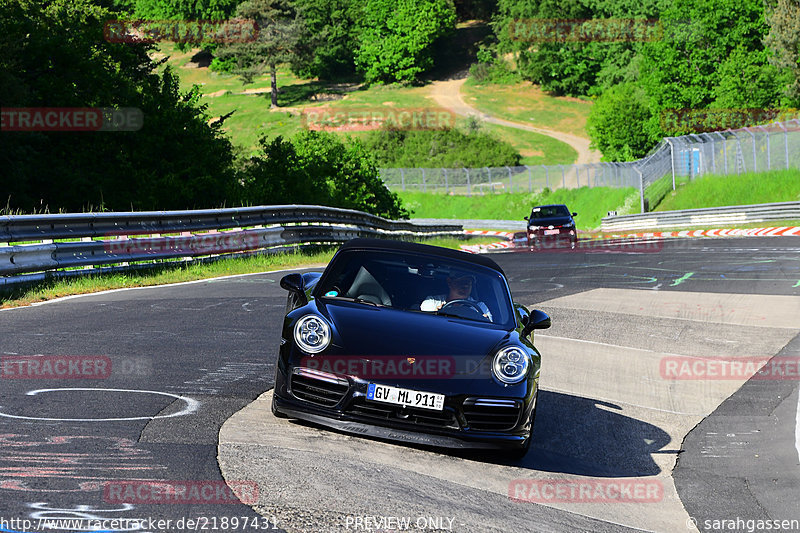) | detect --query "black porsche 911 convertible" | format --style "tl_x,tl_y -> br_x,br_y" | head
272,238 -> 551,455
